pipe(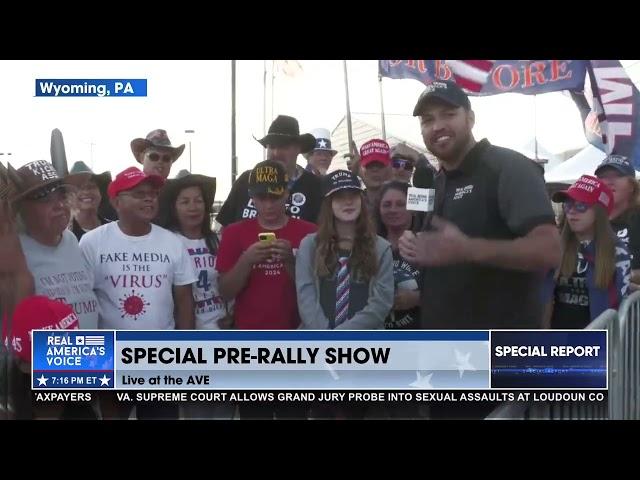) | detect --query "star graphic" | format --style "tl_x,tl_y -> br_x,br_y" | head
409,371 -> 433,389
37,374 -> 48,386
454,349 -> 477,378
99,374 -> 111,386
318,139 -> 328,148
